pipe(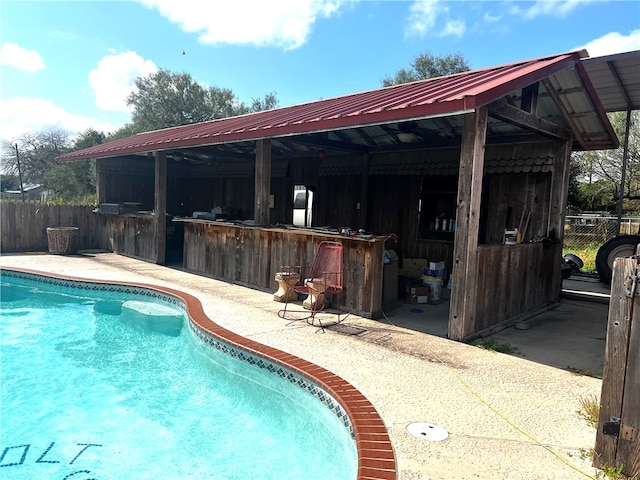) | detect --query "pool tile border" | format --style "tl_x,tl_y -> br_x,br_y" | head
1,267 -> 397,480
